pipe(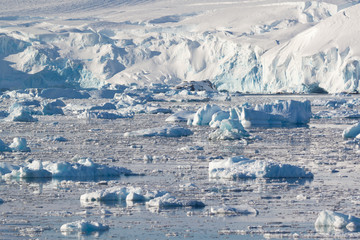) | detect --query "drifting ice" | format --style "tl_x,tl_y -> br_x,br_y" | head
60,220 -> 109,234
315,210 -> 360,233
9,137 -> 30,152
343,122 -> 360,139
209,156 -> 313,179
